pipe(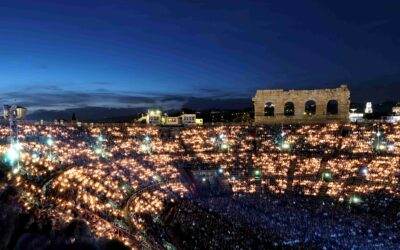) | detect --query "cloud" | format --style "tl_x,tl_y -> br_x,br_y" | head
21,84 -> 63,92
0,82 -> 257,121
161,96 -> 187,102
0,87 -> 176,111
